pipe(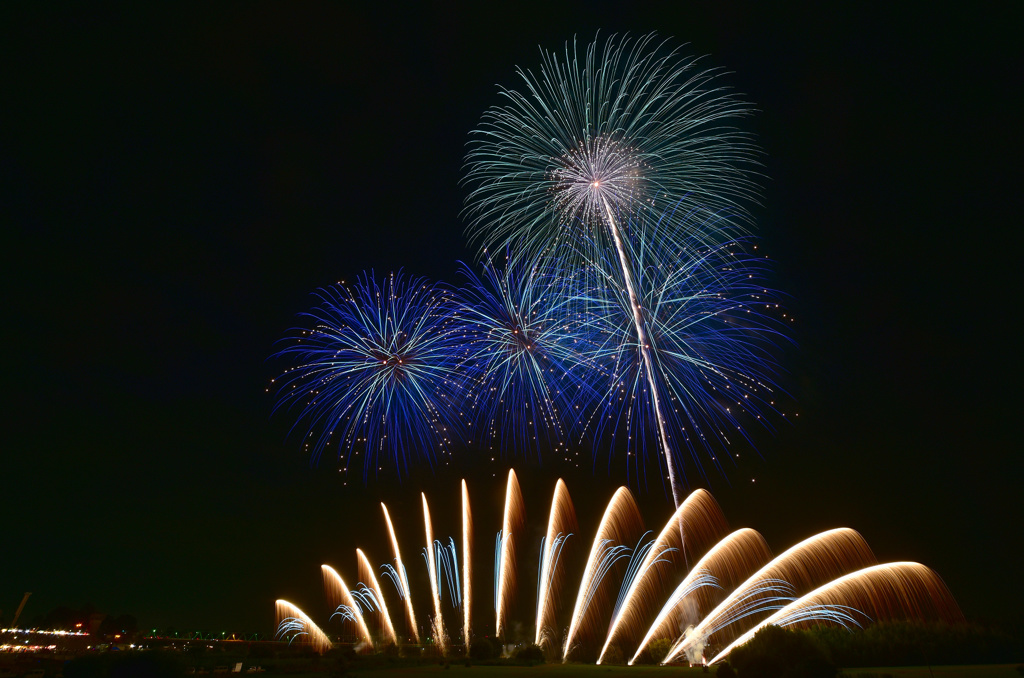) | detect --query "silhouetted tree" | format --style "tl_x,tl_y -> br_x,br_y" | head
469,637 -> 497,660
729,625 -> 836,678
513,643 -> 544,664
